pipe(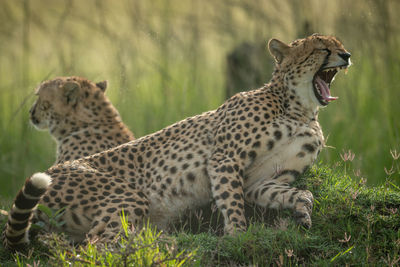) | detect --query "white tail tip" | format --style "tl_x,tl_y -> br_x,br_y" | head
30,172 -> 52,189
